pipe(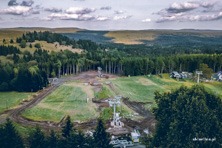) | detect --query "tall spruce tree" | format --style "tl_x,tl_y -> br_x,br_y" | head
28,125 -> 46,148
46,130 -> 58,148
151,85 -> 222,148
62,116 -> 73,138
0,118 -> 24,148
93,118 -> 111,148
